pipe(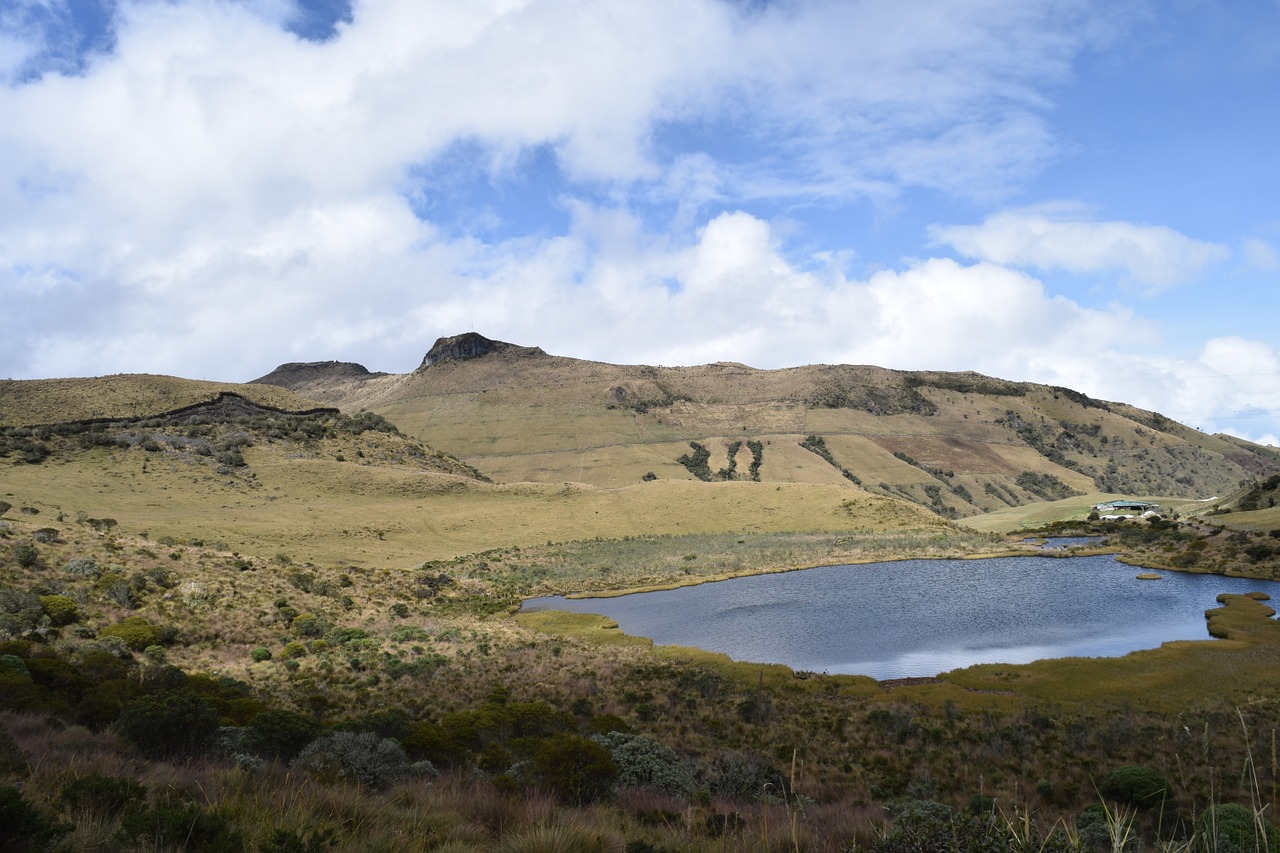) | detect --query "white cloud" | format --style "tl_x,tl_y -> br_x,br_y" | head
2,0 -> 1276,444
1244,237 -> 1280,271
930,208 -> 1231,290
